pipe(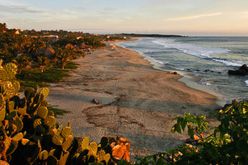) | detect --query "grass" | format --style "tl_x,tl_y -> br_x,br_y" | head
65,61 -> 78,69
48,105 -> 70,117
17,62 -> 78,115
17,62 -> 77,116
17,62 -> 78,88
